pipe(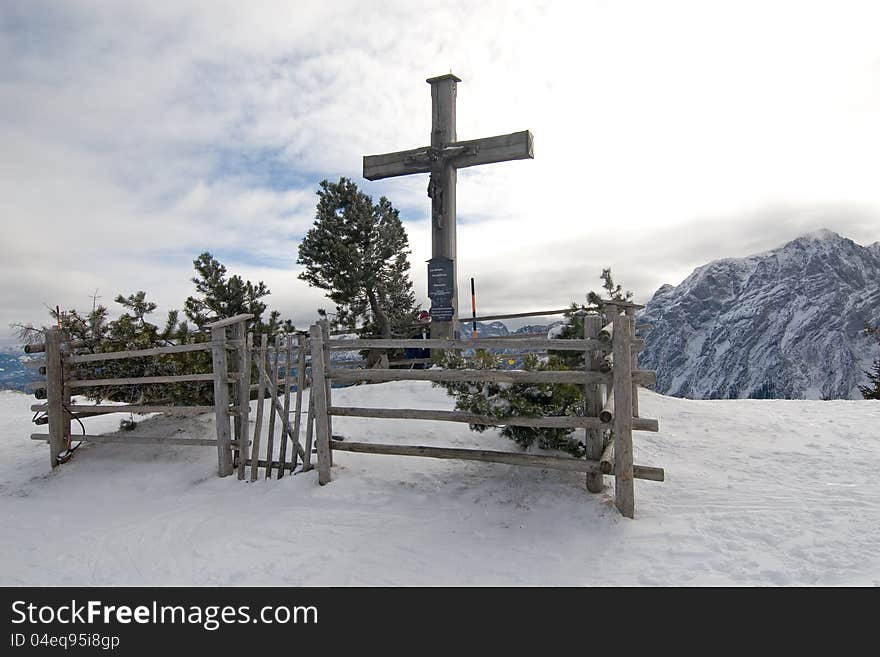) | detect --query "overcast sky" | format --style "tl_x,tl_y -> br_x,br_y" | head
2,0 -> 880,346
